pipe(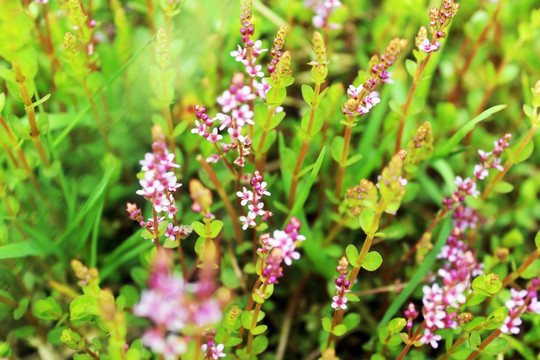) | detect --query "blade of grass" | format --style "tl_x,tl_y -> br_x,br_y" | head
0,242 -> 51,259
287,146 -> 326,222
100,239 -> 153,281
55,157 -> 117,245
19,223 -> 62,259
433,104 -> 507,158
379,217 -> 452,326
89,196 -> 105,268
